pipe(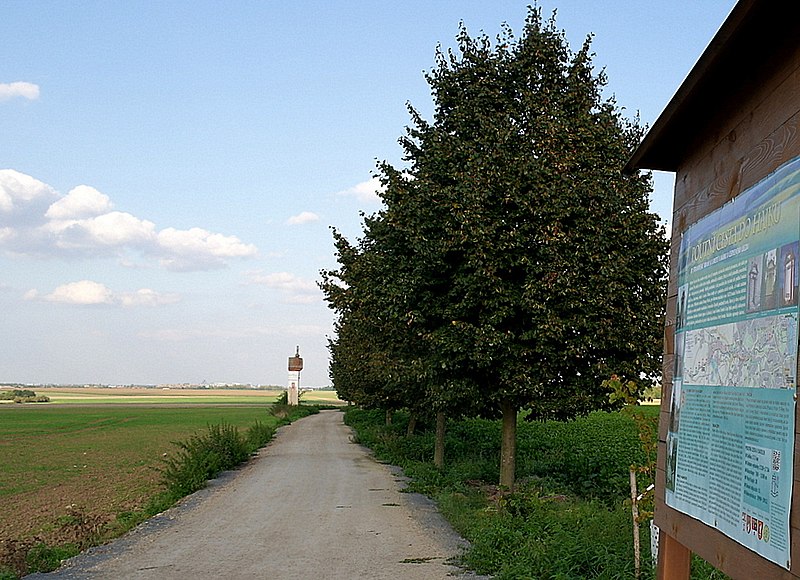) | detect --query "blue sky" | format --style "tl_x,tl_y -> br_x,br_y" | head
1,1 -> 737,387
